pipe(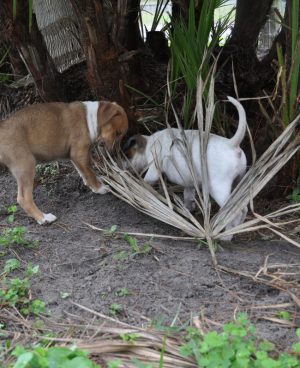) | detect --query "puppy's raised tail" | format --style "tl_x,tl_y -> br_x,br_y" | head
227,96 -> 247,147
